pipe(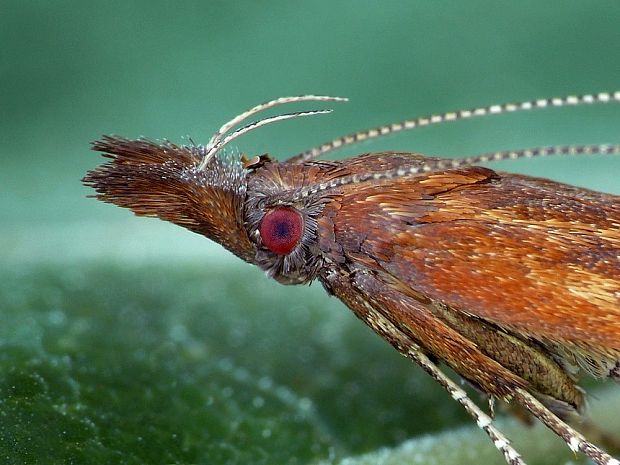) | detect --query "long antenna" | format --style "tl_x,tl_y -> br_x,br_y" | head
198,95 -> 347,169
292,143 -> 620,200
197,109 -> 333,170
287,91 -> 620,163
